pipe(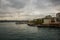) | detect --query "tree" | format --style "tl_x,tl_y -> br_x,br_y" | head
33,19 -> 43,25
